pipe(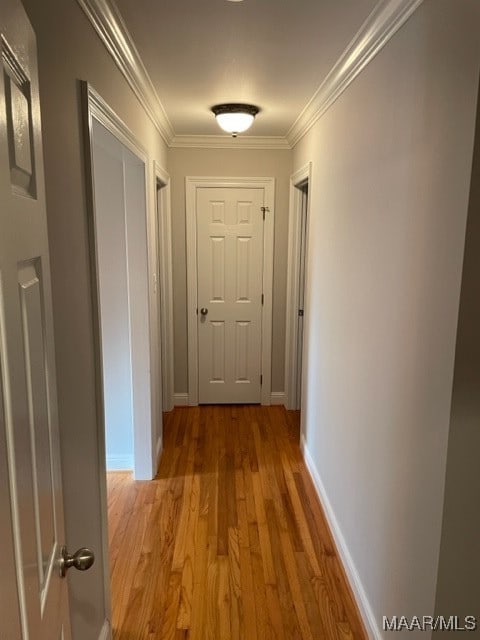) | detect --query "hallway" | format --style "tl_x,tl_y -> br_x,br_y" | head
107,406 -> 366,639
